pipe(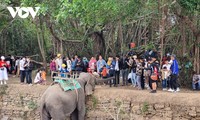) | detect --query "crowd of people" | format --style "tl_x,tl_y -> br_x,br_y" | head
0,55 -> 46,86
49,50 -> 180,93
0,49 -> 193,93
